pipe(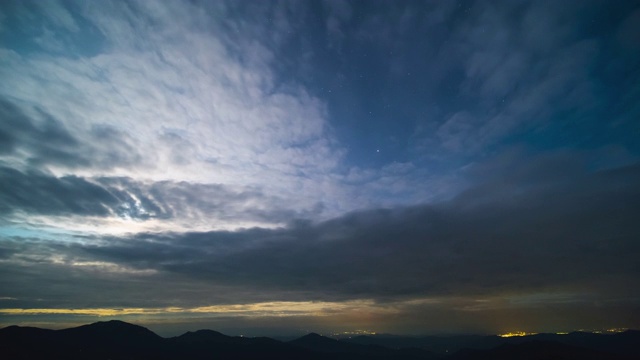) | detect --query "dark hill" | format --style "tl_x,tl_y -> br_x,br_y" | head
524,330 -> 640,357
0,325 -> 59,356
0,324 -> 57,339
289,332 -> 439,359
289,332 -> 352,353
170,329 -> 309,360
1,320 -> 168,360
59,319 -> 163,343
173,329 -> 230,343
449,340 -> 635,360
345,334 -> 501,354
1,321 -> 638,360
344,331 -> 640,358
